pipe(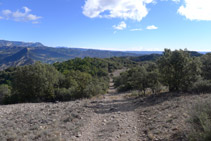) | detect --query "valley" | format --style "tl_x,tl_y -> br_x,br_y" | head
0,40 -> 141,70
